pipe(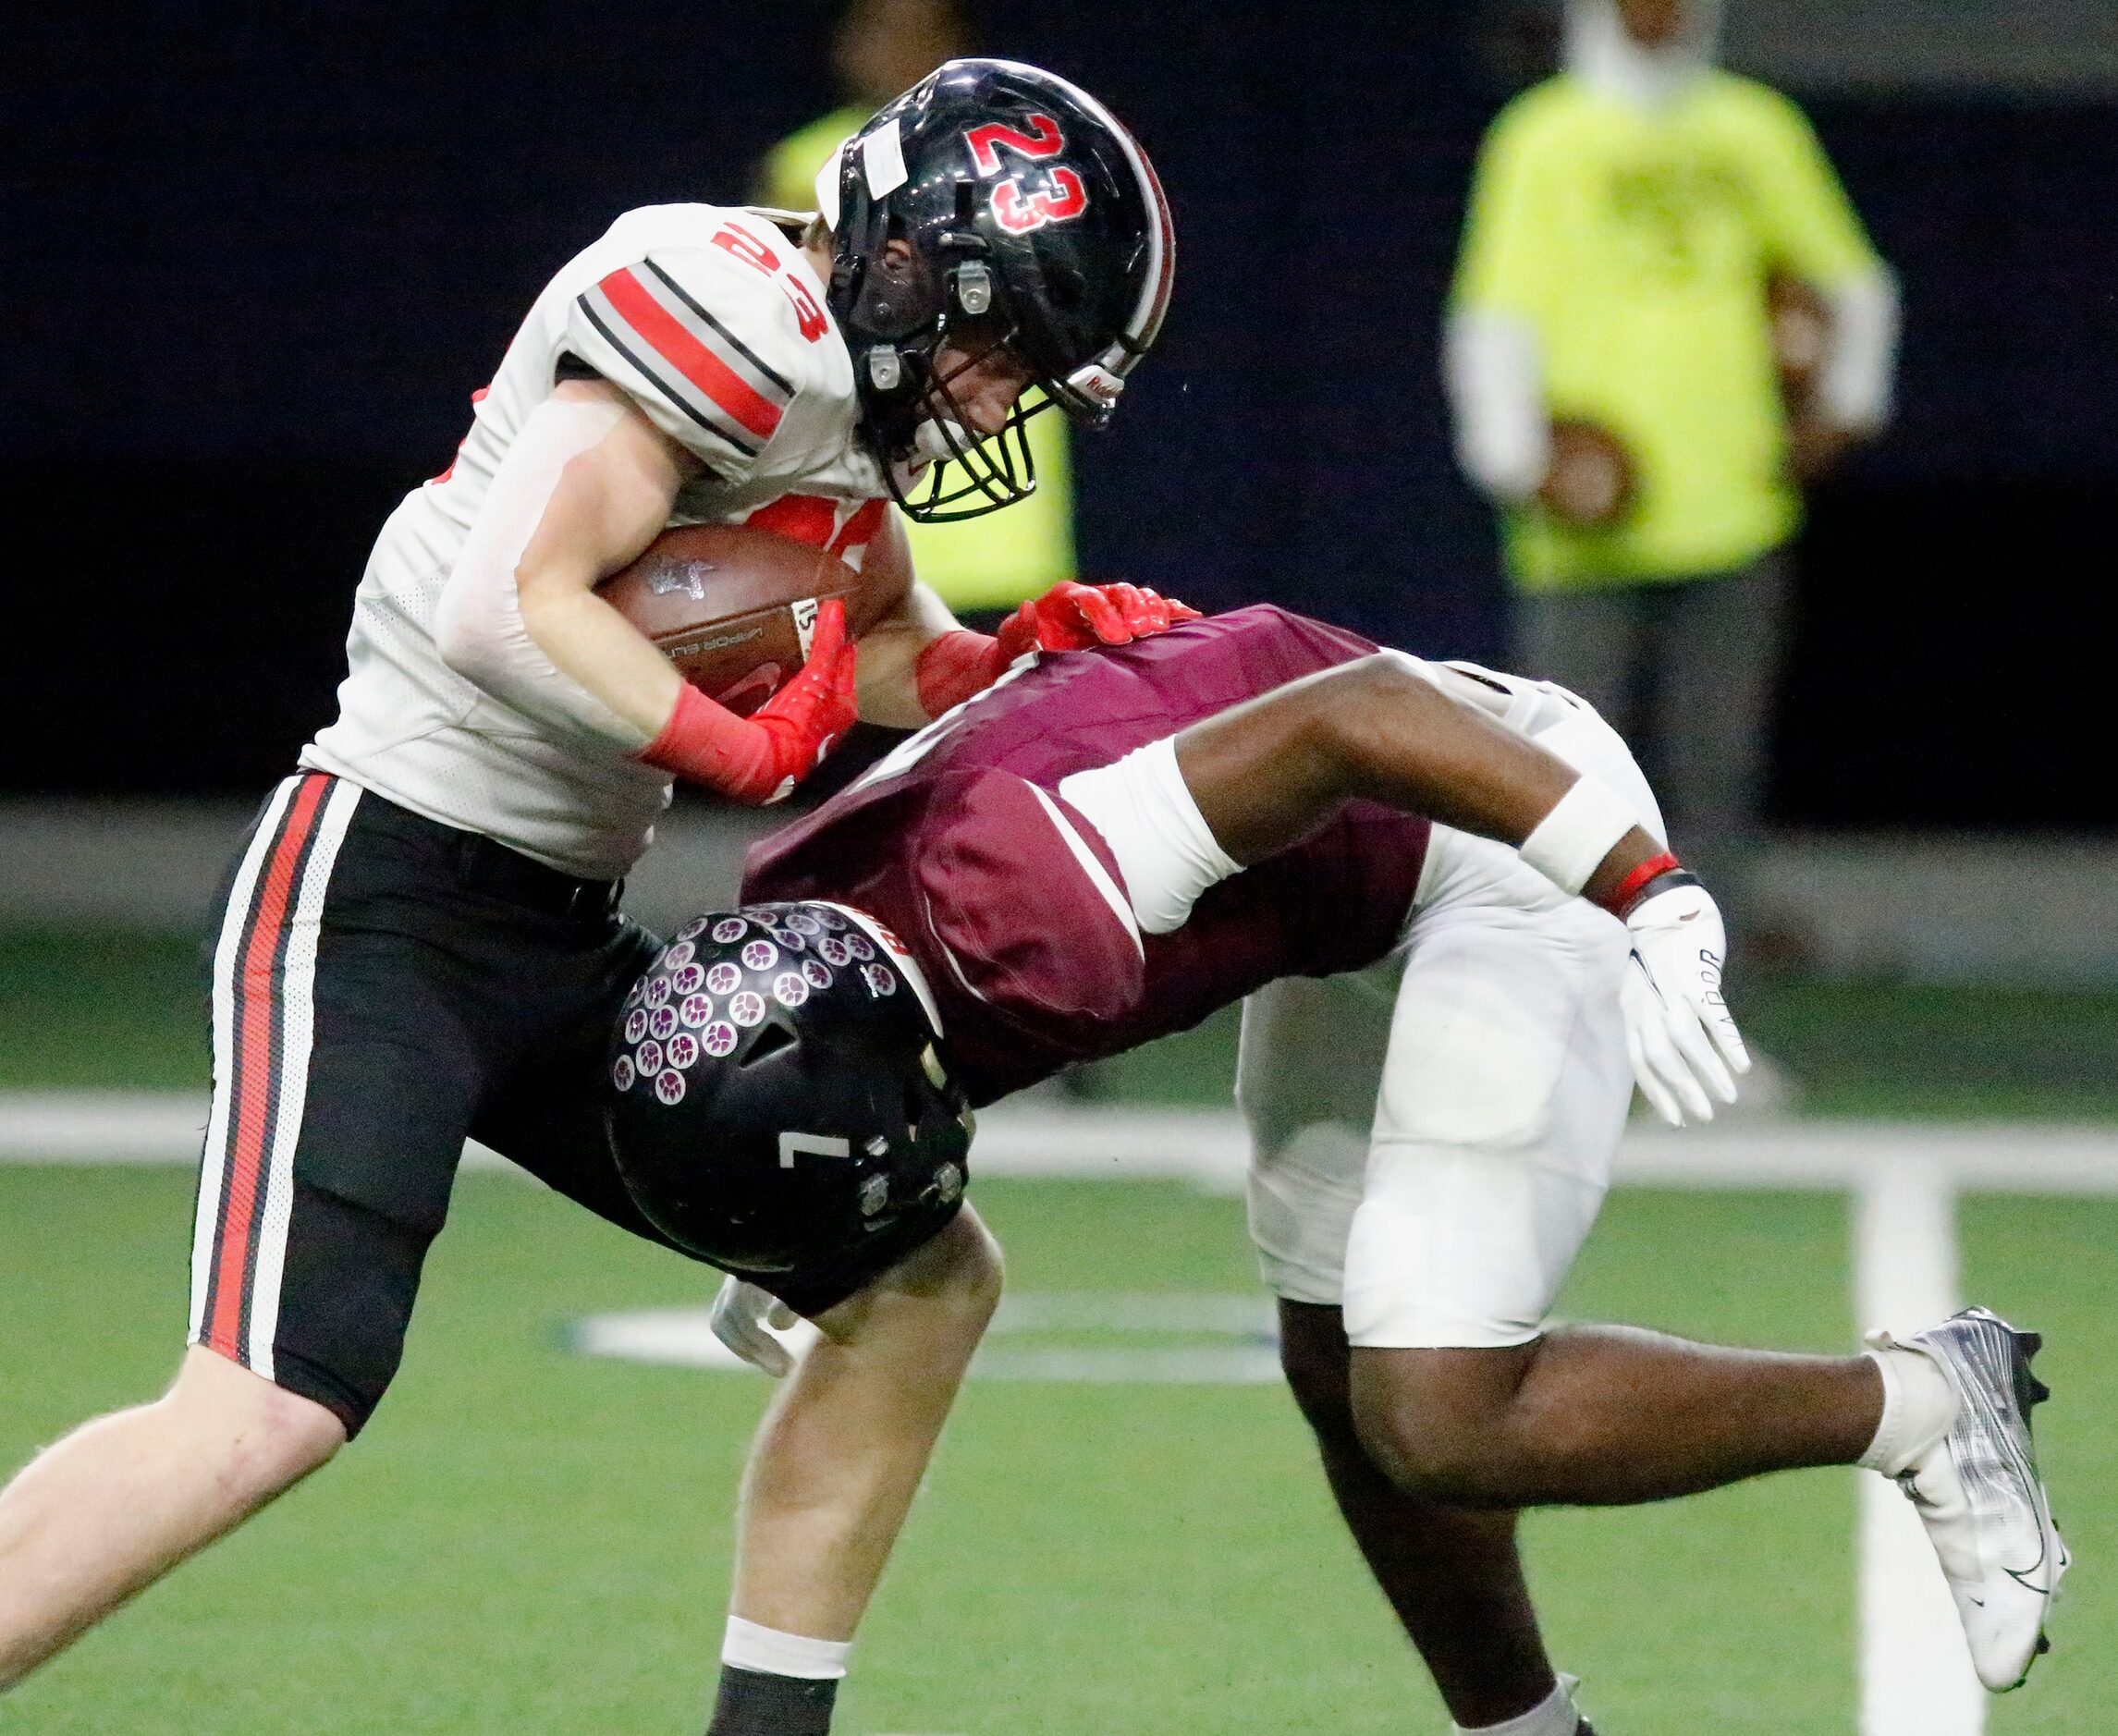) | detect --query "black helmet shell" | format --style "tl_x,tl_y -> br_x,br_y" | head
822,57 -> 1174,519
605,902 -> 970,1275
